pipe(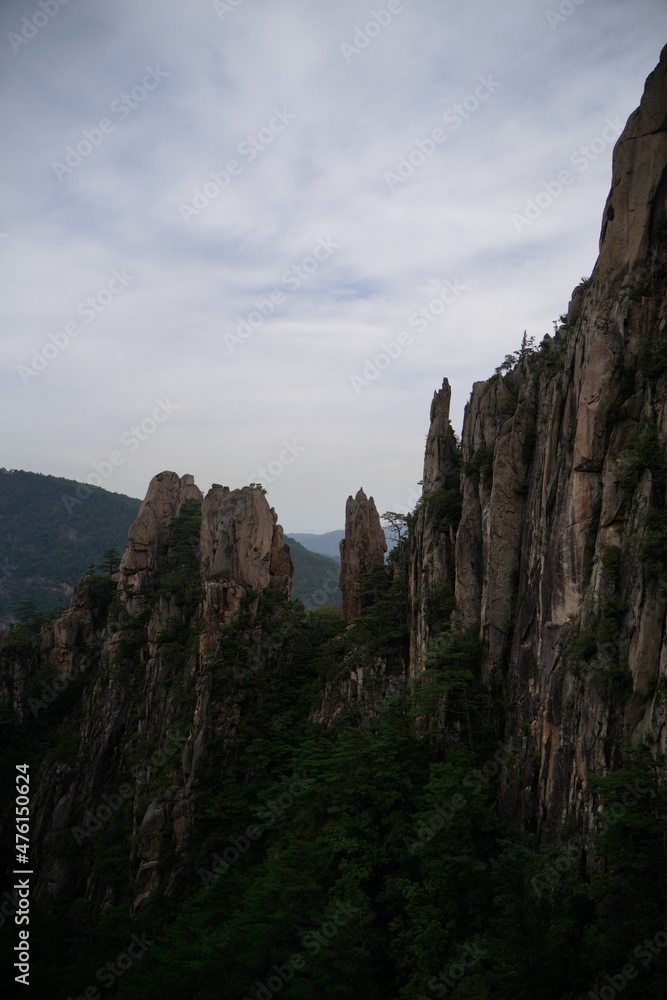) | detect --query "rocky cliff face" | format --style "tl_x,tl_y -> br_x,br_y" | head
339,489 -> 387,623
313,47 -> 667,842
408,379 -> 460,679
410,44 -> 667,841
3,474 -> 293,913
2,50 -> 666,935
